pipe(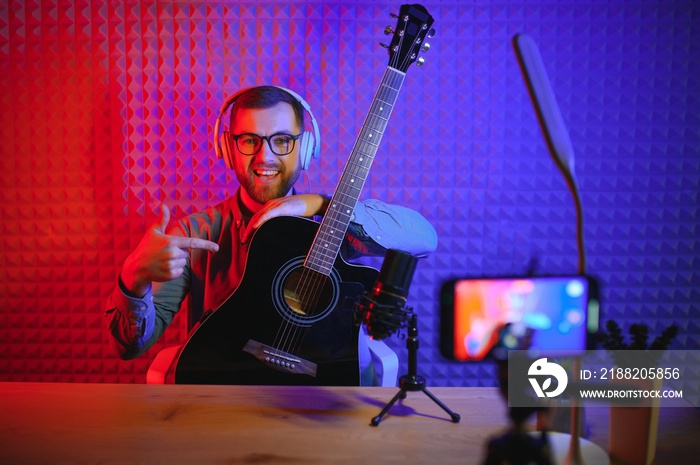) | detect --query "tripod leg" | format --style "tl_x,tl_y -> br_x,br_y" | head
371,389 -> 407,426
422,387 -> 461,423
